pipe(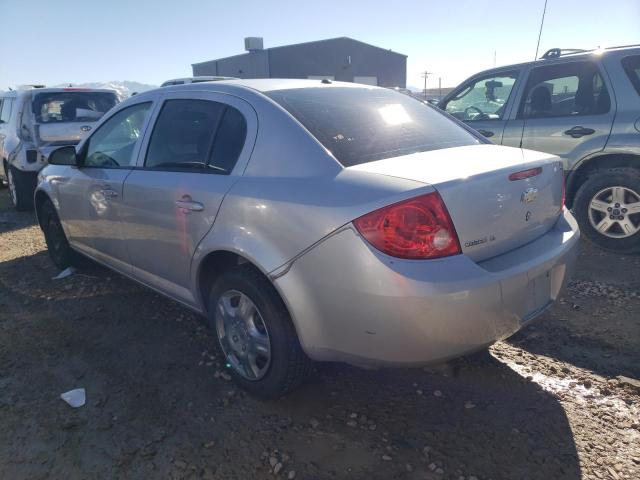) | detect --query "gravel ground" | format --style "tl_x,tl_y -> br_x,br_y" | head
0,188 -> 638,480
